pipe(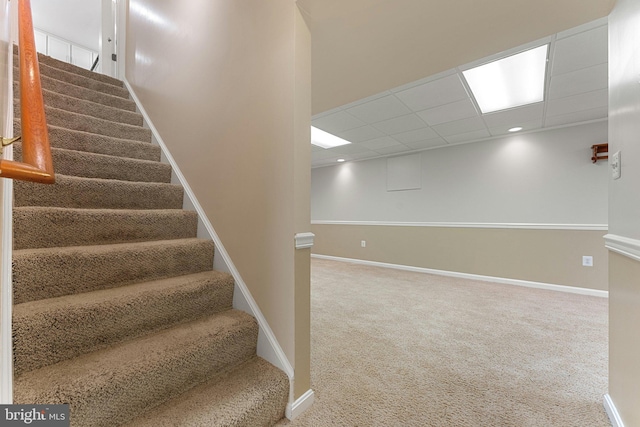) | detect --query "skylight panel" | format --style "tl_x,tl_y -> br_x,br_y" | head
311,126 -> 352,149
462,45 -> 548,114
